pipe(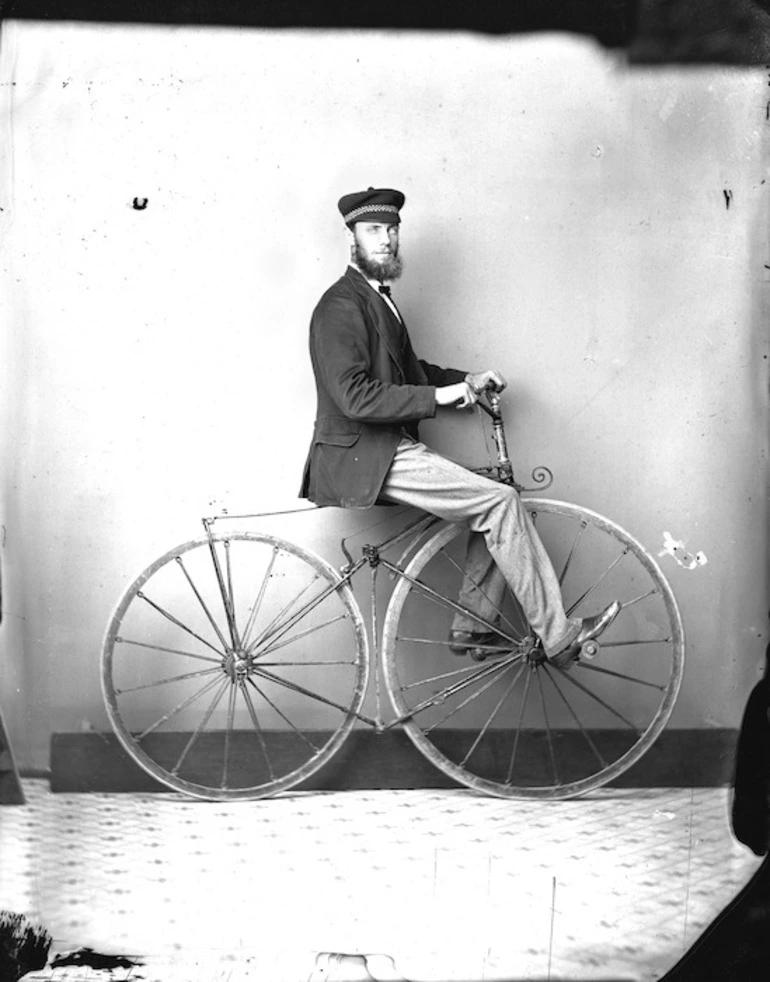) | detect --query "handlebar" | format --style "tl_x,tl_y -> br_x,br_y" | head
473,388 -> 554,494
475,386 -> 503,419
473,389 -> 512,482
